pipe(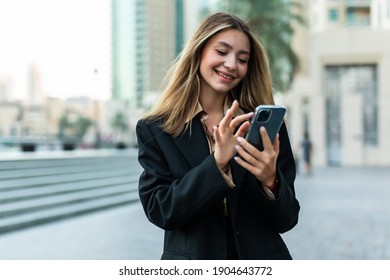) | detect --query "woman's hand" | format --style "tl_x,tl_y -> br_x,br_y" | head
234,126 -> 280,190
213,100 -> 253,170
